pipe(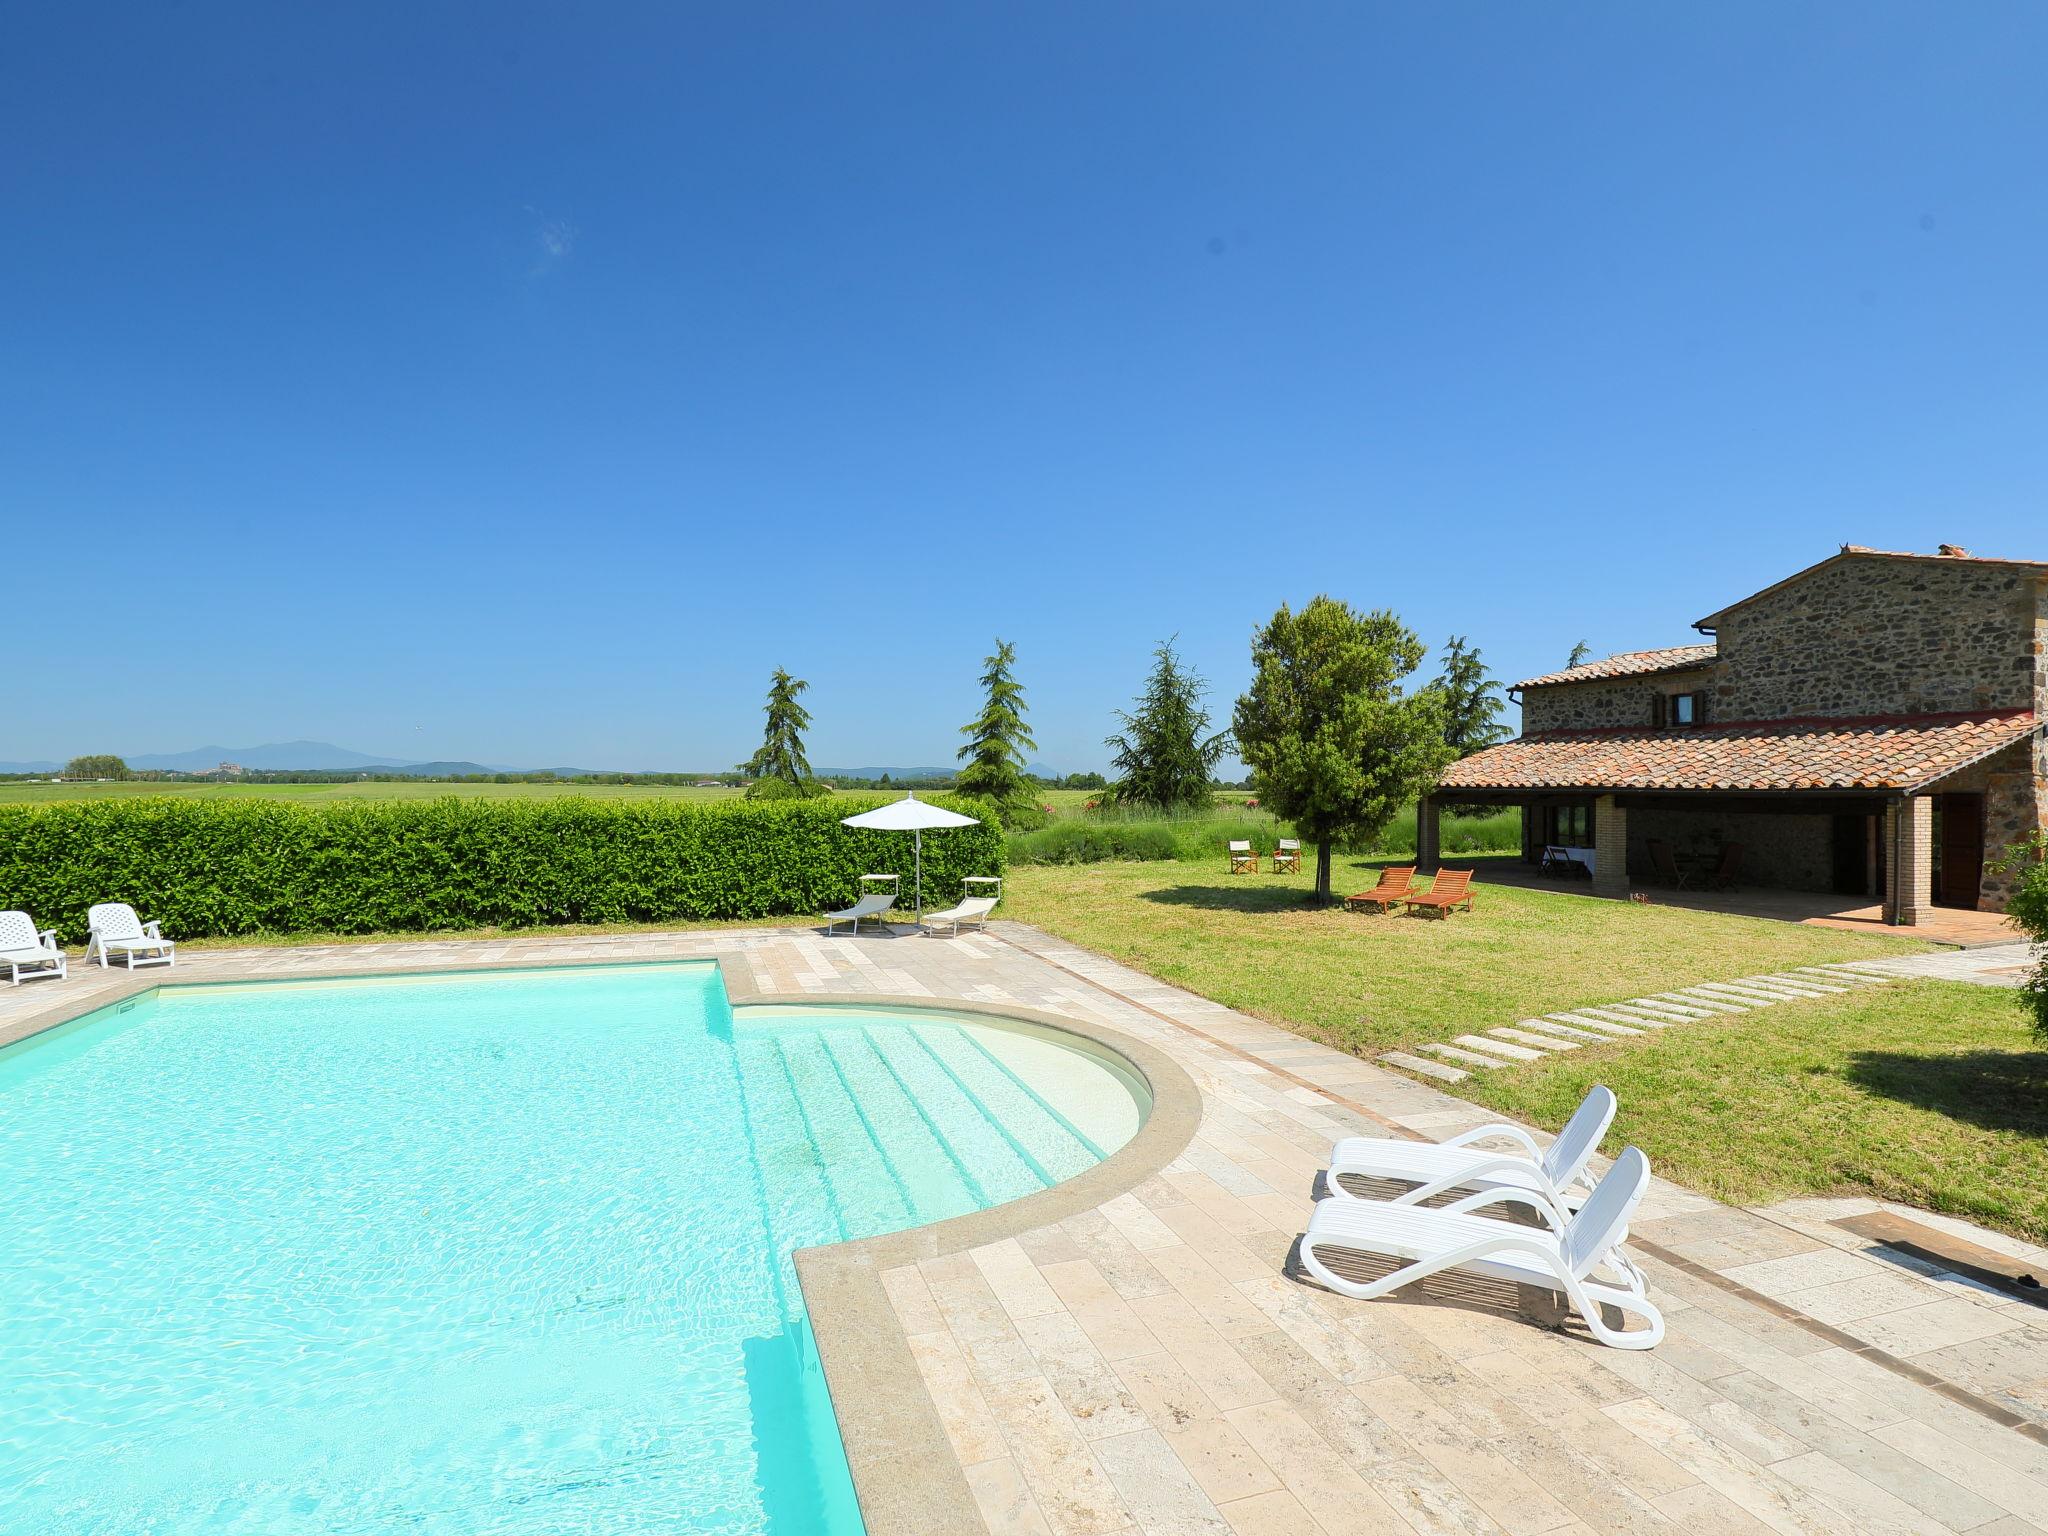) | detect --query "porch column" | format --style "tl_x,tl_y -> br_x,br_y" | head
1417,794 -> 1441,873
1593,794 -> 1629,898
1885,796 -> 1934,926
